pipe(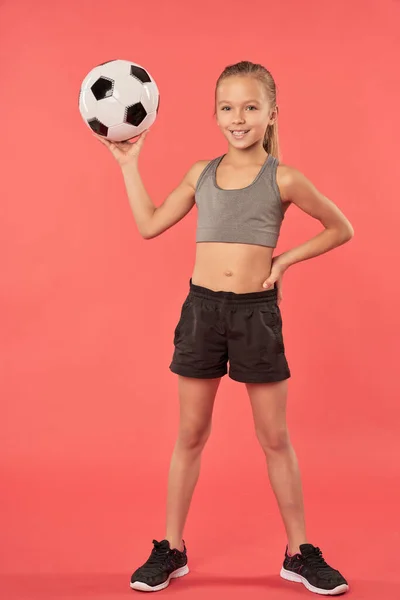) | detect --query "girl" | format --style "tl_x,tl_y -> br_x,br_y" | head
95,61 -> 353,596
